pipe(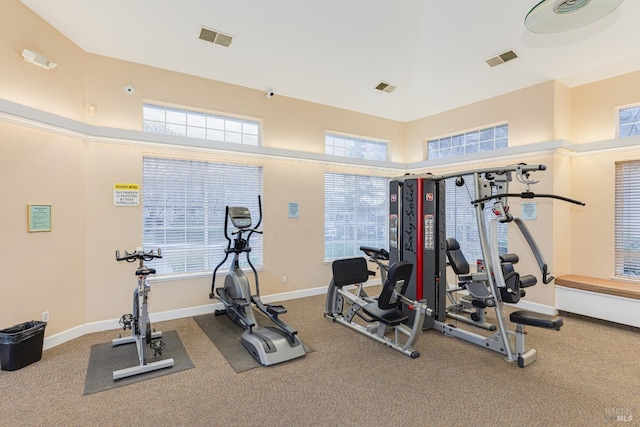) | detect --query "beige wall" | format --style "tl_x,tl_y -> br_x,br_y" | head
571,70 -> 640,143
0,121 -> 87,333
2,0 -> 640,338
404,81 -> 557,163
